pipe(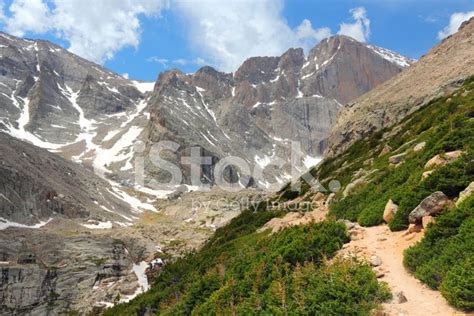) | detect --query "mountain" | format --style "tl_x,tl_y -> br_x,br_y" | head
325,18 -> 474,157
105,21 -> 474,315
0,31 -> 411,192
143,35 -> 413,185
0,132 -> 144,227
0,30 -> 414,314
